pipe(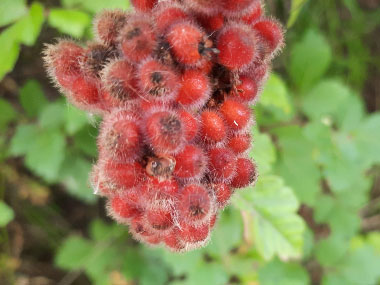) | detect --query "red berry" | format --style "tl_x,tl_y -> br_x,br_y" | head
211,183 -> 232,208
142,177 -> 179,198
230,158 -> 257,188
102,160 -> 144,190
145,110 -> 185,153
241,0 -> 262,24
131,0 -> 158,12
146,208 -> 174,231
94,10 -> 129,46
80,43 -> 115,78
167,21 -> 213,66
232,76 -> 258,103
228,133 -> 251,154
217,24 -> 256,70
99,110 -> 142,162
253,19 -> 284,58
176,69 -> 211,108
101,59 -> 139,106
145,155 -> 176,179
183,0 -> 220,15
138,58 -> 180,102
200,110 -> 226,143
197,14 -> 224,32
179,222 -> 210,244
178,184 -> 213,225
174,145 -> 207,179
208,148 -> 237,182
220,99 -> 252,131
164,228 -> 185,251
154,2 -> 188,33
119,15 -> 156,63
178,110 -> 199,141
221,0 -> 254,16
109,190 -> 143,221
